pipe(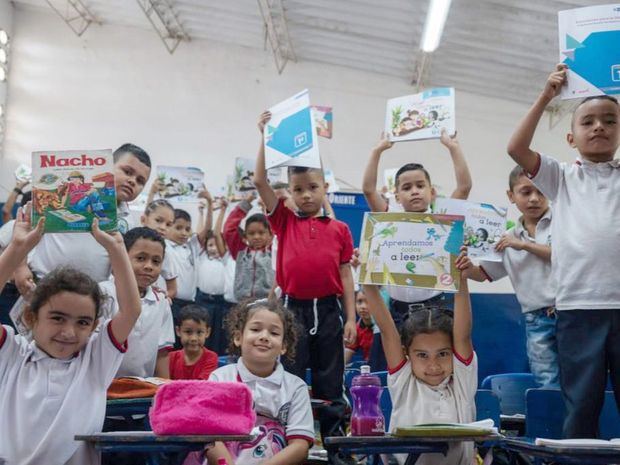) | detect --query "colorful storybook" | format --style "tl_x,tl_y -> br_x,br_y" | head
233,157 -> 283,195
434,198 -> 508,262
264,89 -> 321,169
311,105 -> 333,139
558,4 -> 620,99
155,166 -> 205,202
32,149 -> 117,233
357,212 -> 464,292
385,87 -> 455,142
